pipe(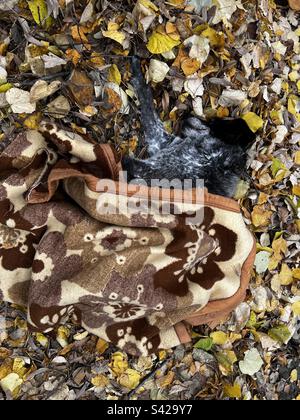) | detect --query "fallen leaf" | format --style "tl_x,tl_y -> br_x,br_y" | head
268,325 -> 292,344
118,369 -> 141,390
104,83 -> 129,114
251,205 -> 273,228
91,374 -> 109,388
216,350 -> 237,375
24,112 -> 42,130
223,382 -> 242,399
148,59 -> 170,83
194,337 -> 214,351
30,80 -> 61,102
147,31 -> 181,54
210,331 -> 228,345
183,35 -> 210,62
103,22 -> 126,47
255,251 -> 271,274
46,95 -> 70,118
242,112 -> 264,133
68,70 -> 94,107
239,348 -> 264,376
219,89 -> 247,107
108,64 -> 122,85
0,373 -> 23,397
95,338 -> 109,355
109,352 -> 128,376
279,263 -> 294,286
6,88 -> 36,114
28,0 -> 52,28
292,302 -> 300,316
